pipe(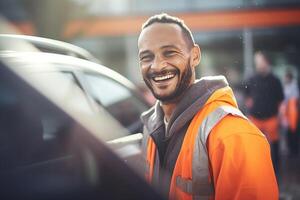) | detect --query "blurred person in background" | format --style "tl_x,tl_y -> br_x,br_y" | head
281,70 -> 299,156
139,13 -> 278,200
244,51 -> 284,174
